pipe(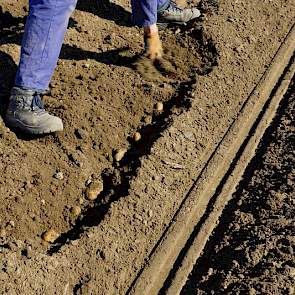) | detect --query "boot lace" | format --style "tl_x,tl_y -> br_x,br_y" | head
31,93 -> 45,112
165,2 -> 183,15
